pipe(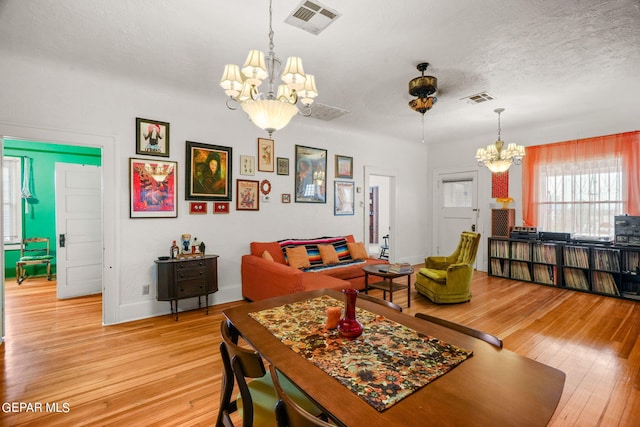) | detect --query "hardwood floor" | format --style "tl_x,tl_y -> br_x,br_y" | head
1,272 -> 639,426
